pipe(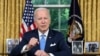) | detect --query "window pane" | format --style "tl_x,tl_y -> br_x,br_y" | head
49,8 -> 59,29
32,0 -> 44,5
60,8 -> 69,29
60,0 -> 71,4
46,0 -> 58,4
